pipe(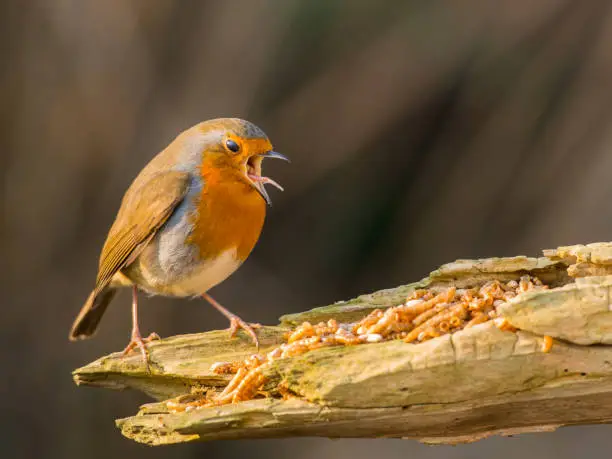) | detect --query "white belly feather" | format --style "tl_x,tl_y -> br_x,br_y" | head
129,247 -> 242,297
158,248 -> 242,296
